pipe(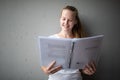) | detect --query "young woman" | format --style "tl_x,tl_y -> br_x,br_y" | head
41,5 -> 96,80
